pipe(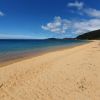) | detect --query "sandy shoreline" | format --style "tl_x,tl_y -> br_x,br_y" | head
0,41 -> 88,67
0,40 -> 100,100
